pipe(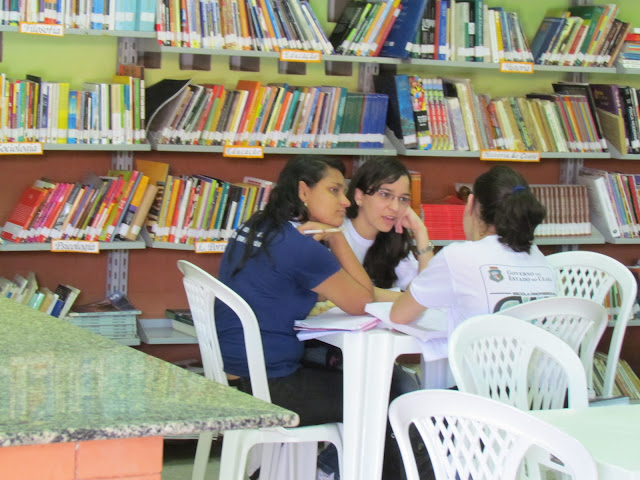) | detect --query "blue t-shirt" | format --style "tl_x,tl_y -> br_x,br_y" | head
215,222 -> 341,378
